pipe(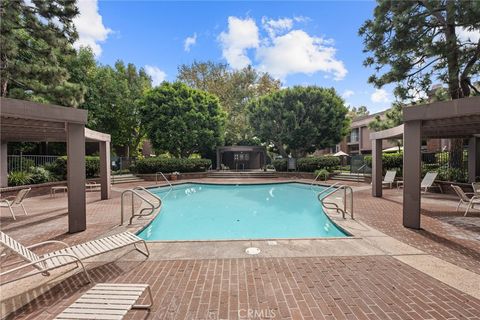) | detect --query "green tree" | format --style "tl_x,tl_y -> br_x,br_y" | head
177,61 -> 281,145
72,54 -> 152,157
249,86 -> 349,158
0,0 -> 85,107
140,82 -> 226,158
348,106 -> 369,118
359,0 -> 480,166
